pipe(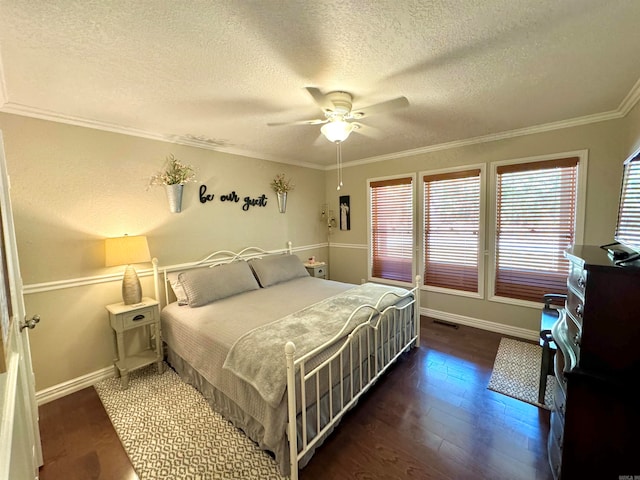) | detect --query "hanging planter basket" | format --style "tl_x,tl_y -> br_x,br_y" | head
165,184 -> 184,213
276,192 -> 287,213
271,174 -> 293,214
